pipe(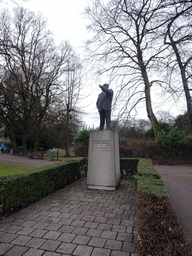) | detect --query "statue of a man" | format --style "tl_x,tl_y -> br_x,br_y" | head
96,83 -> 113,130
